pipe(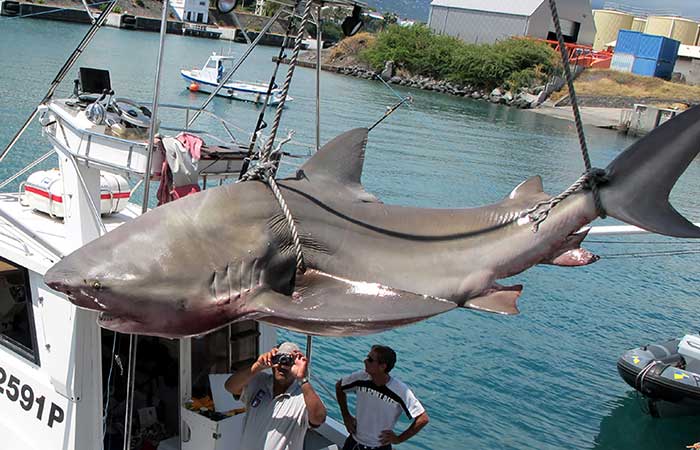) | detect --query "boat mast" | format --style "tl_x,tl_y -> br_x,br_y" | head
122,0 -> 171,448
